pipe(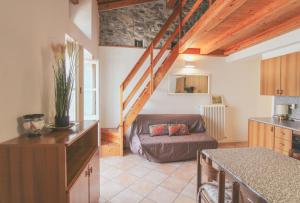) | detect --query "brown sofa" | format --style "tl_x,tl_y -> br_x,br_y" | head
129,114 -> 218,163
